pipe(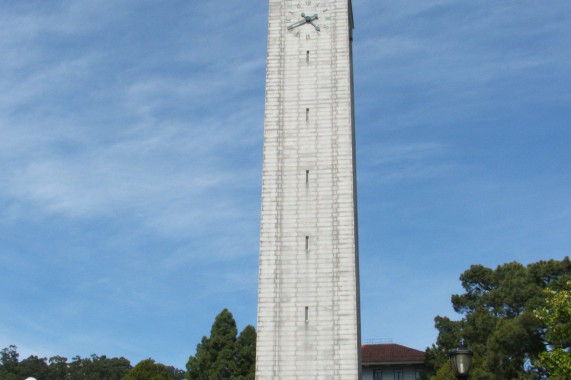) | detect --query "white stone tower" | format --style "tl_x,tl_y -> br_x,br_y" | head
256,0 -> 361,379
